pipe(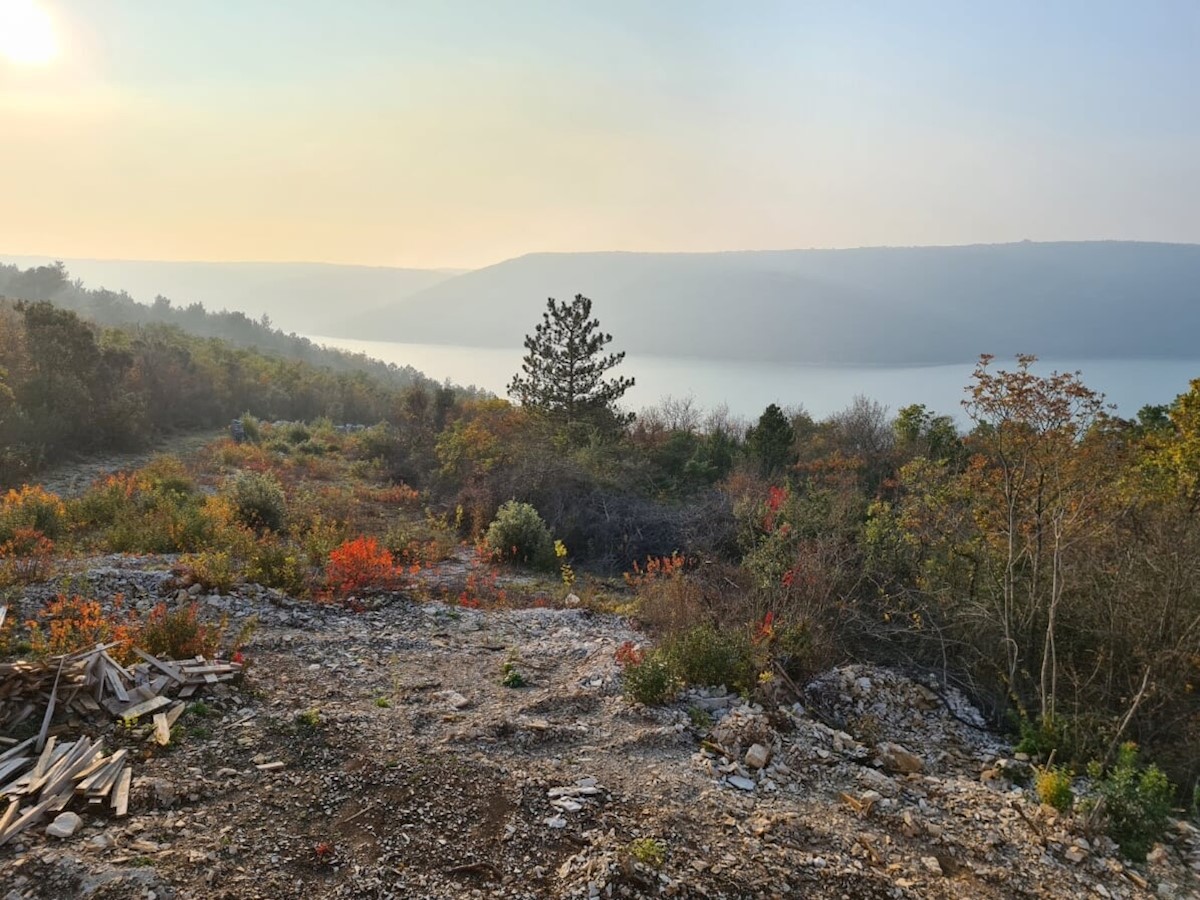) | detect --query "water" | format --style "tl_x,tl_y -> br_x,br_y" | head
309,335 -> 1200,422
